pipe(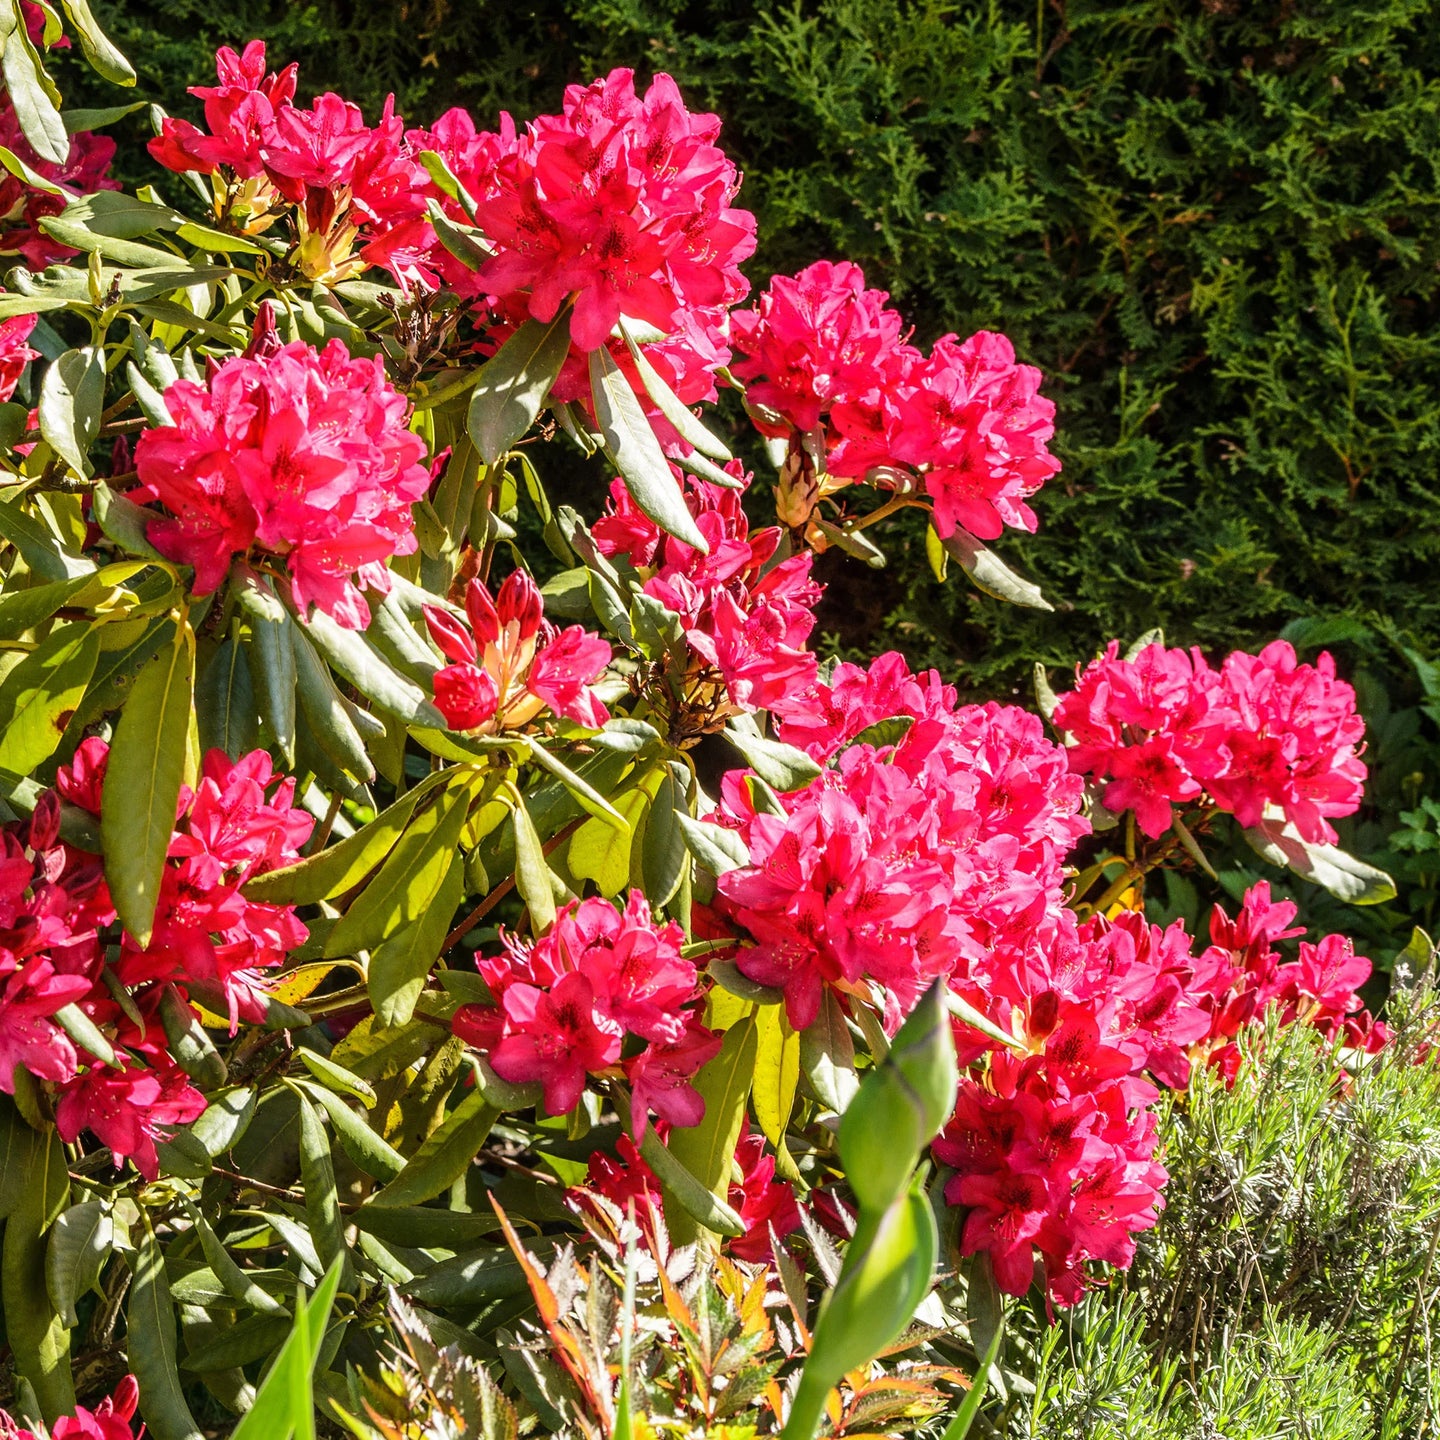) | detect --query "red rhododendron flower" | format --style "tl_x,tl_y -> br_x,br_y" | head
133,336 -> 430,628
422,571 -> 611,732
22,1375 -> 144,1440
594,464 -> 821,718
452,892 -> 718,1131
0,310 -> 37,403
1052,639 -> 1366,842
